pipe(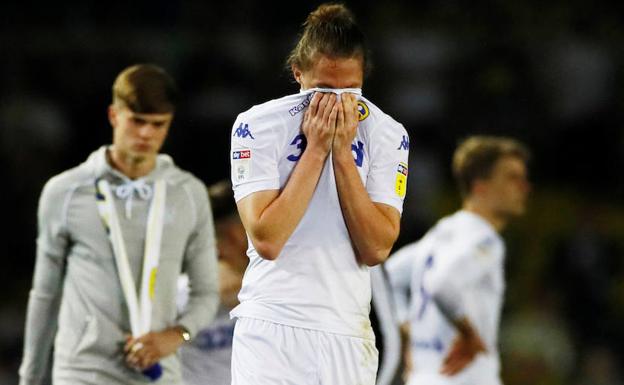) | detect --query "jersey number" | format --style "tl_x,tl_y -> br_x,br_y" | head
287,134 -> 307,162
287,134 -> 364,167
